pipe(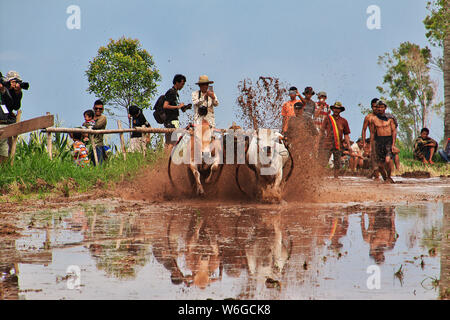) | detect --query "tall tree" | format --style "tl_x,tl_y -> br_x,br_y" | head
424,0 -> 450,141
86,37 -> 161,127
377,42 -> 442,146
